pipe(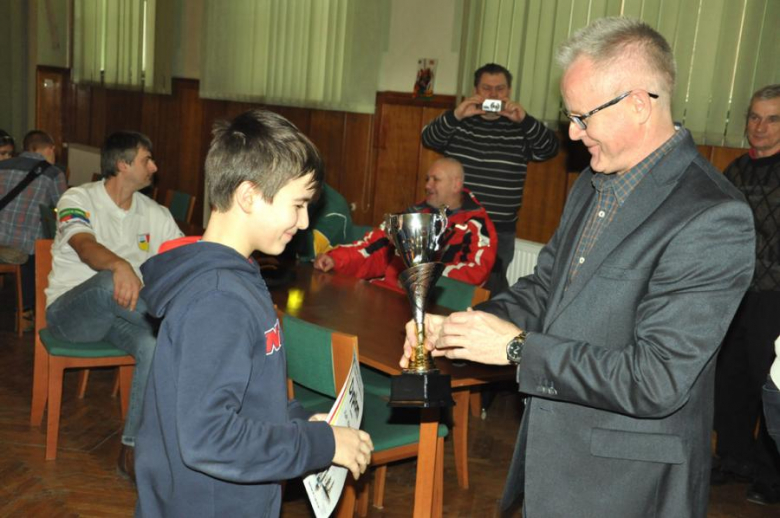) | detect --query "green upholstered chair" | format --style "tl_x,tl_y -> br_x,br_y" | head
30,239 -> 135,460
279,313 -> 448,516
38,204 -> 57,239
163,189 -> 196,224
